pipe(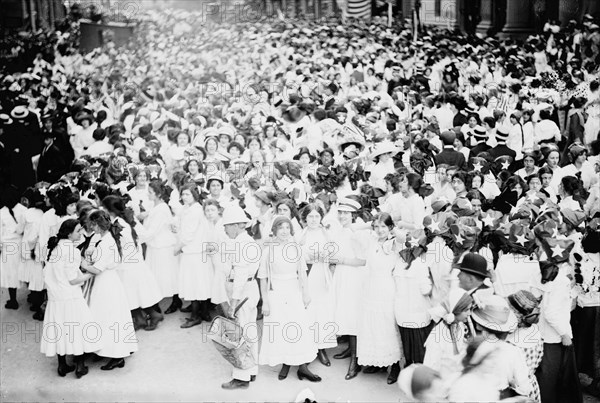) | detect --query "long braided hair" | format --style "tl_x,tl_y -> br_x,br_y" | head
47,219 -> 80,261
